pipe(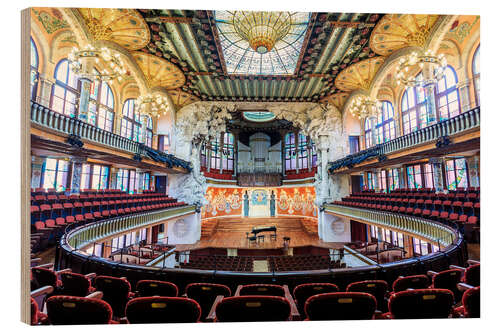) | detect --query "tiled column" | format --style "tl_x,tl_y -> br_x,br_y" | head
372,169 -> 380,191
429,157 -> 445,192
399,167 -> 407,189
140,114 -> 148,144
37,75 -> 54,107
70,157 -> 86,194
466,155 -> 480,187
368,116 -> 377,146
422,63 -> 438,124
110,167 -> 119,190
31,156 -> 45,189
458,79 -> 472,112
136,168 -> 145,193
78,78 -> 92,122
